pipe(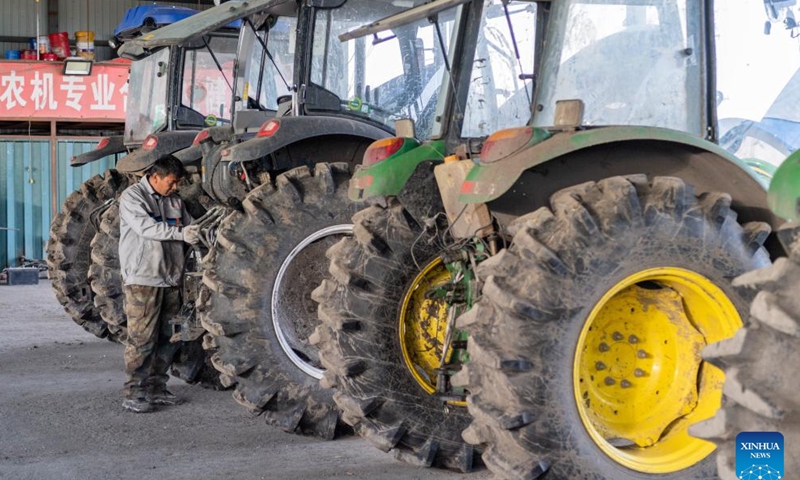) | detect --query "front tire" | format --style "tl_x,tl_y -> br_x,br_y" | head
458,176 -> 771,479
